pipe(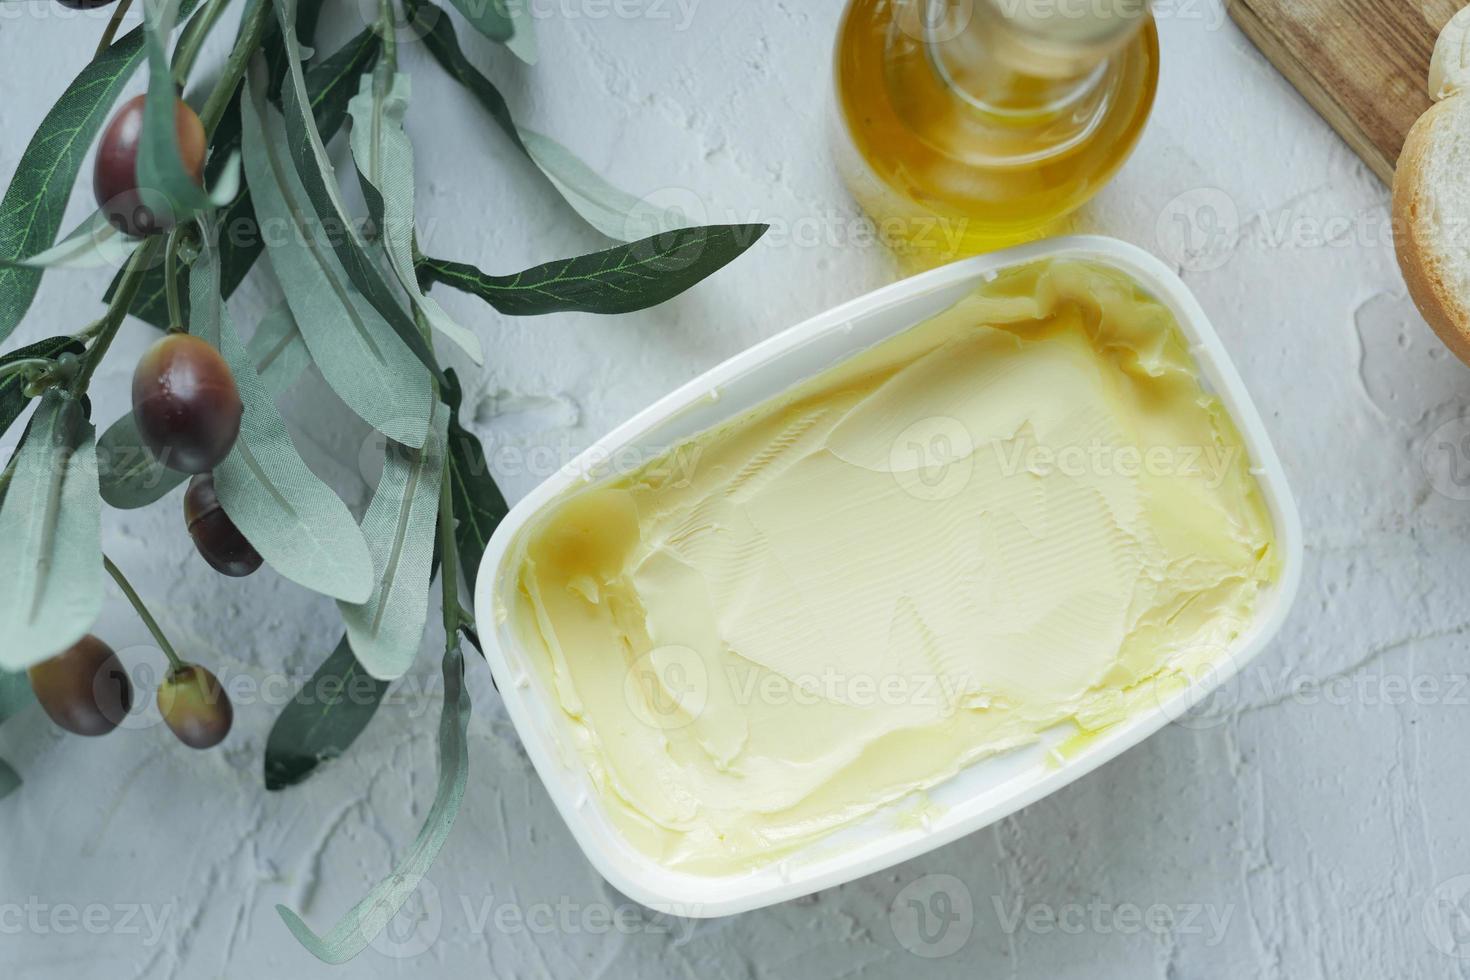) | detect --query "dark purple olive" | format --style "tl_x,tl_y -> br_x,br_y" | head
93,94 -> 206,237
157,665 -> 233,749
185,473 -> 262,577
132,334 -> 242,474
27,636 -> 133,737
57,0 -> 120,7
